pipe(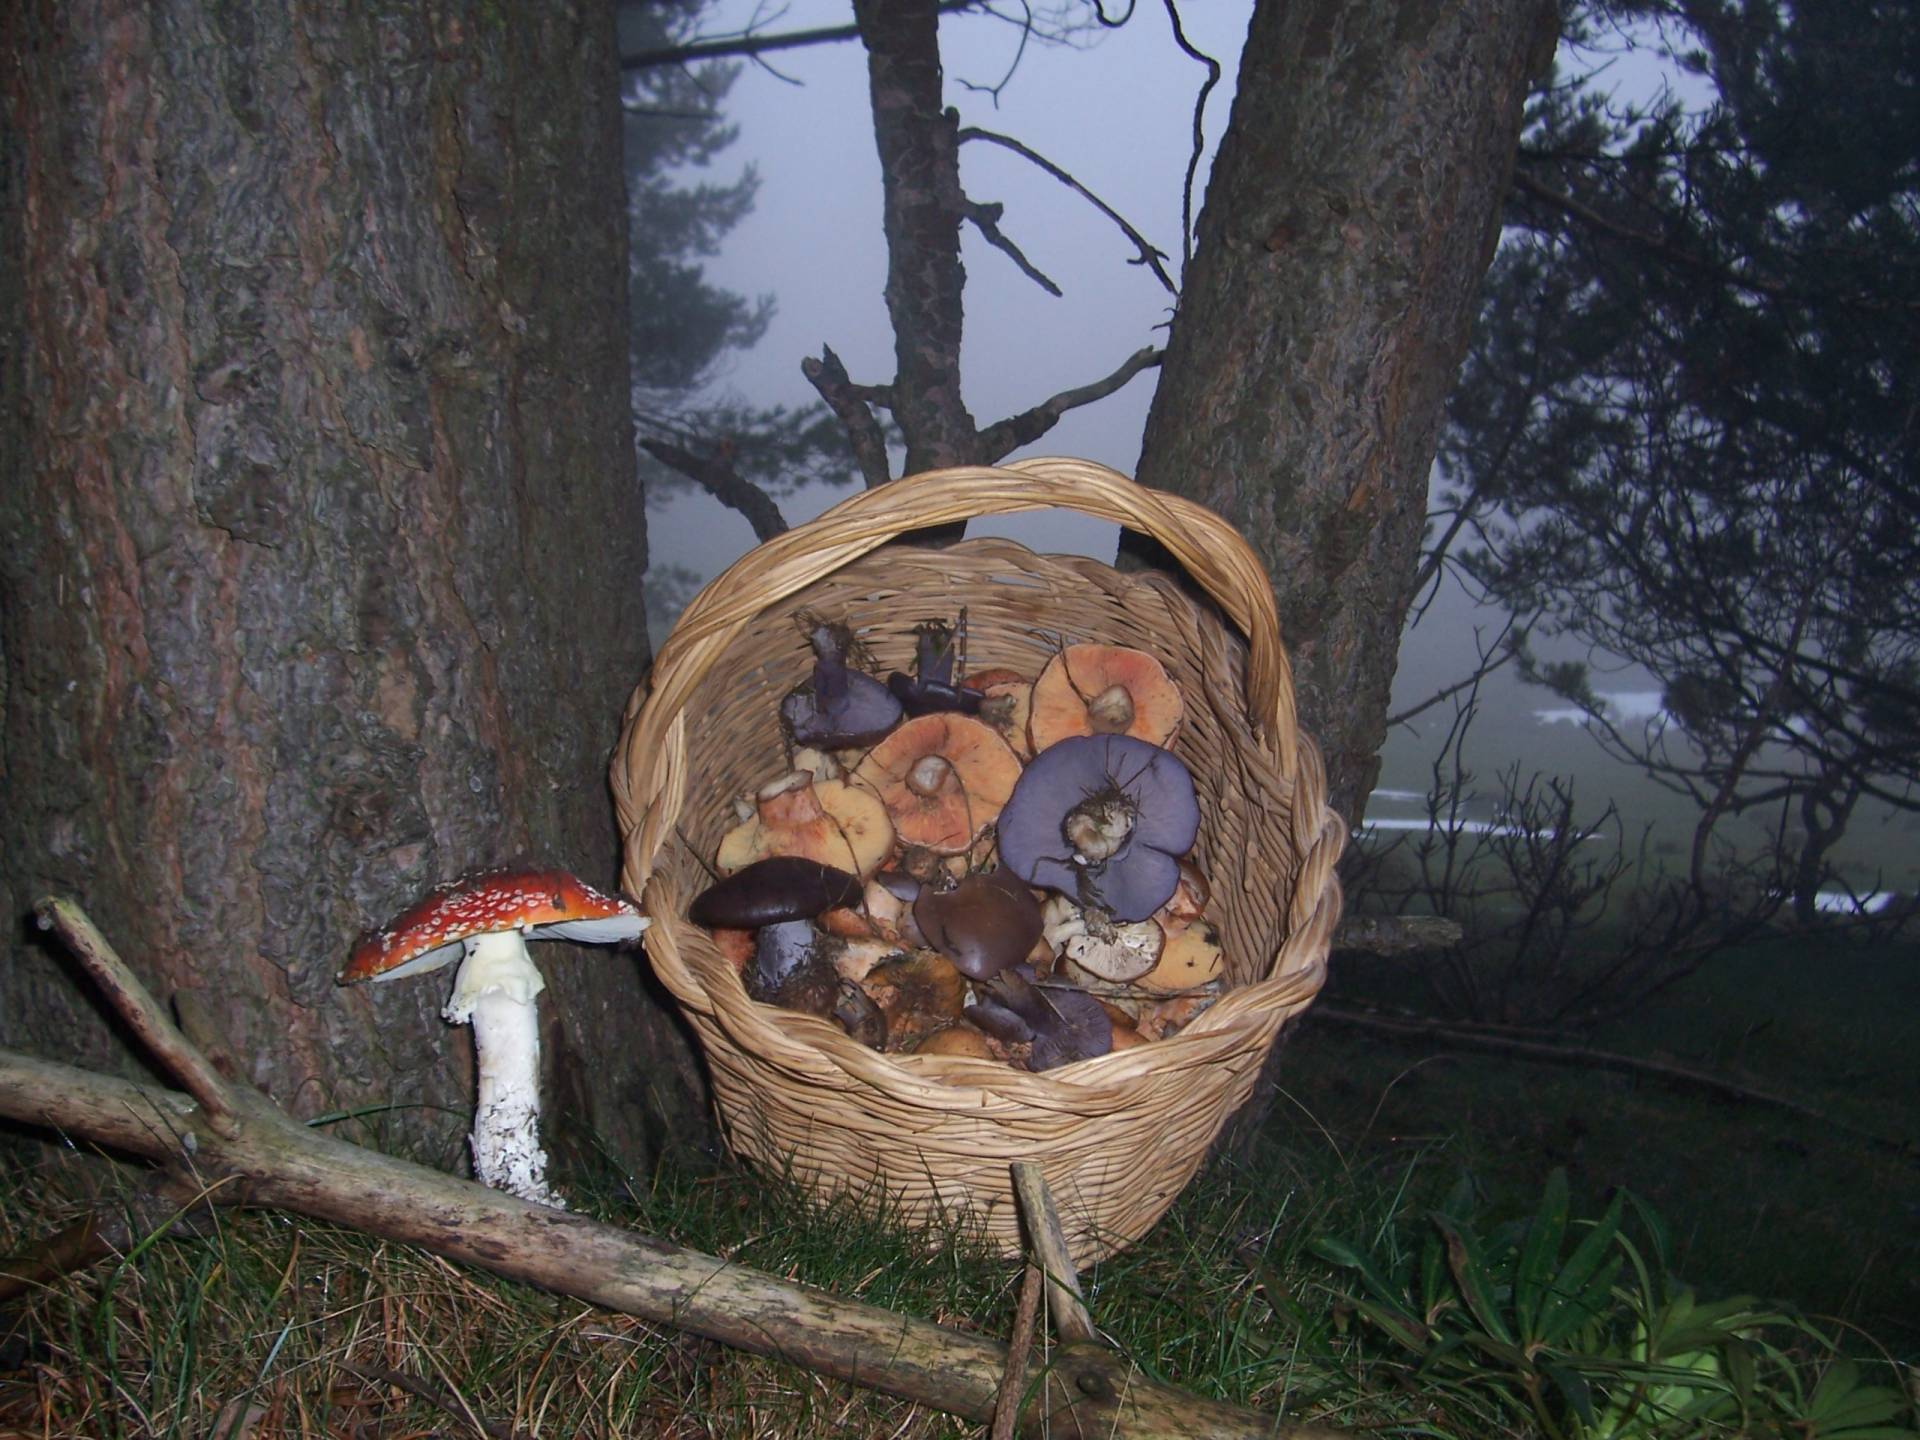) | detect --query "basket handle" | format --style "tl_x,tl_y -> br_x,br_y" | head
615,458 -> 1297,885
